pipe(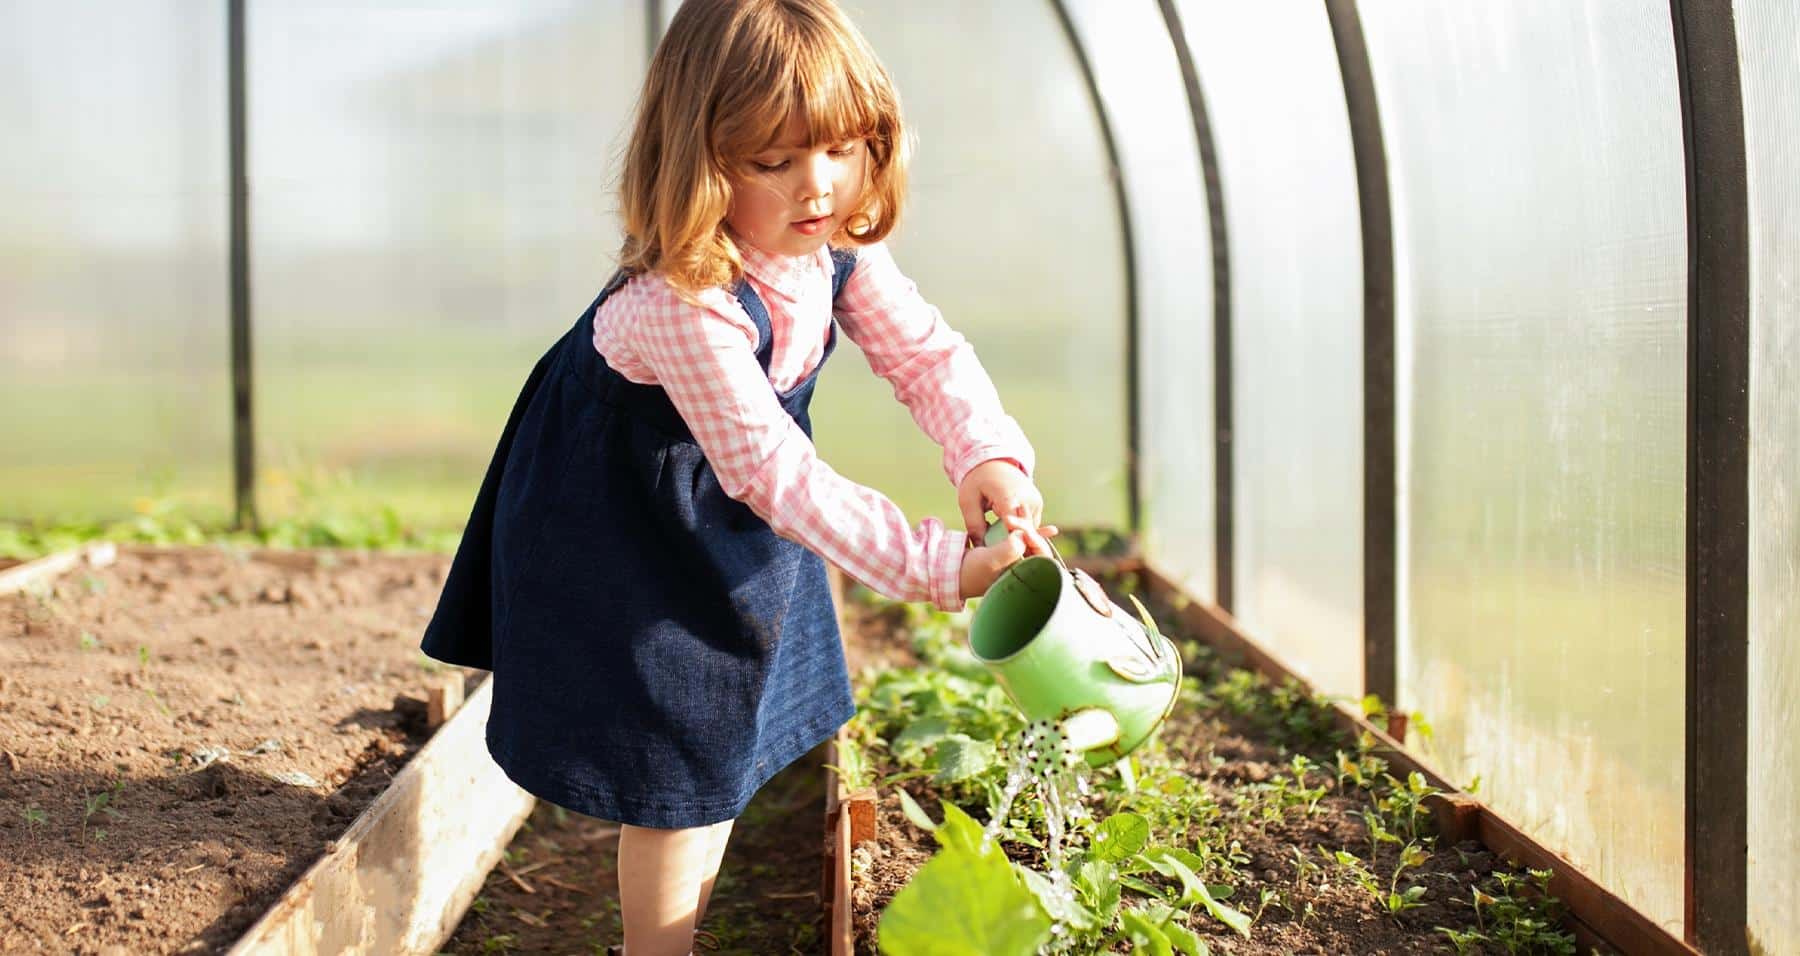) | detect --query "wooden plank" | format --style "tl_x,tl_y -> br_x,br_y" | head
831,796 -> 852,956
822,729 -> 856,956
225,677 -> 534,955
0,542 -> 116,596
1137,562 -> 1697,956
822,733 -> 844,918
